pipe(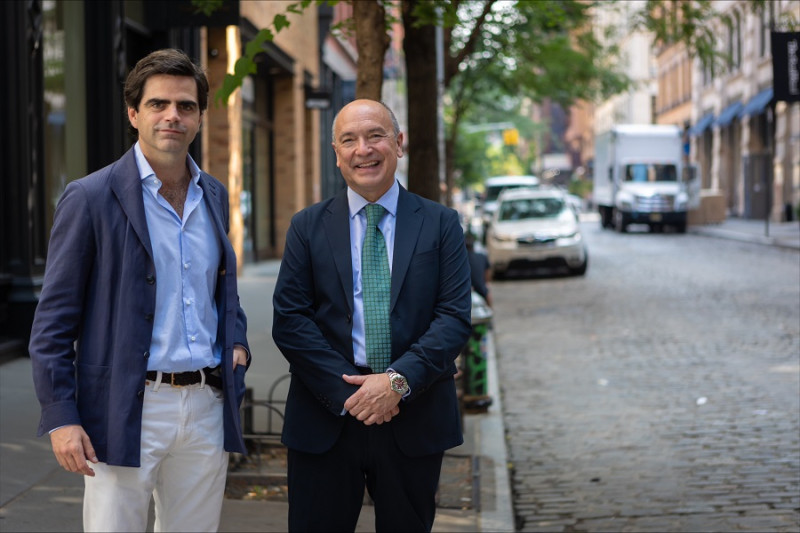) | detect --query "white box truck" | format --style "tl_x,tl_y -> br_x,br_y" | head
593,124 -> 699,233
